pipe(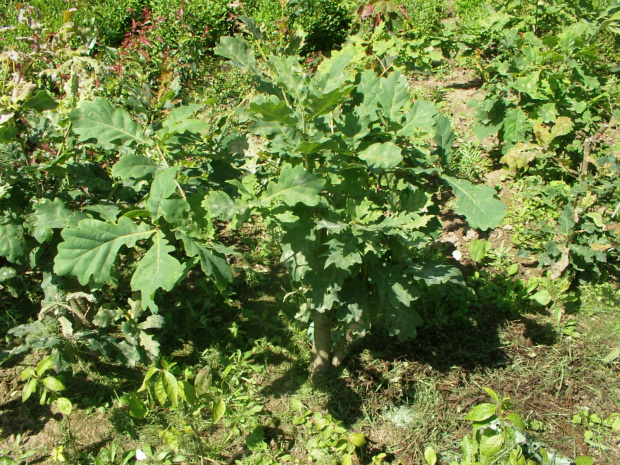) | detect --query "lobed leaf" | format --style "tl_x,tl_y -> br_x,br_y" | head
443,176 -> 506,231
55,218 -> 154,285
70,98 -> 153,149
130,230 -> 185,311
358,142 -> 403,170
263,163 -> 326,207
